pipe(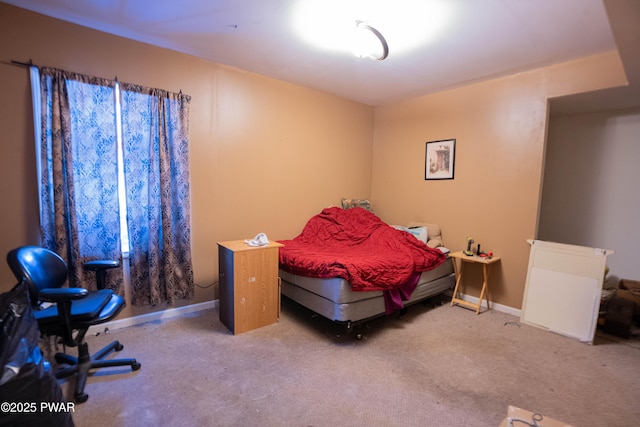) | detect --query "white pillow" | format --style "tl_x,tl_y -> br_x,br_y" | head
392,225 -> 428,244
